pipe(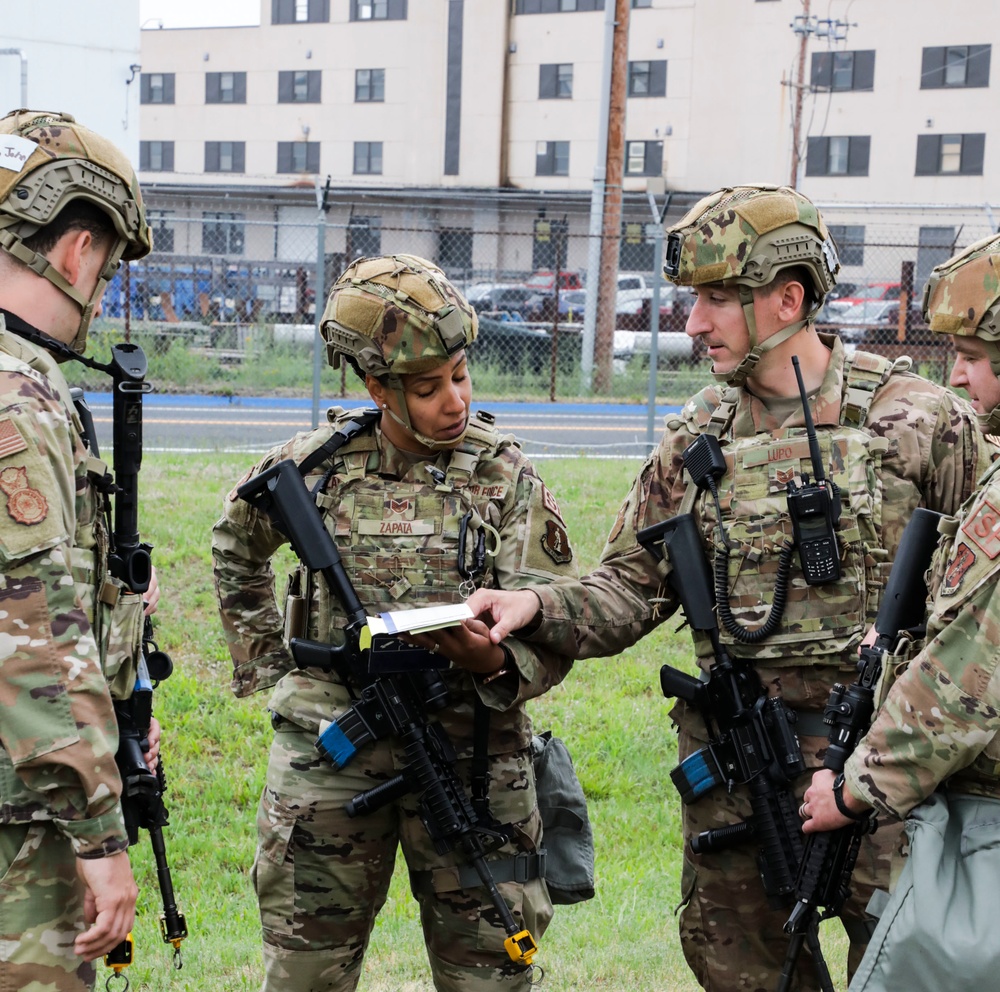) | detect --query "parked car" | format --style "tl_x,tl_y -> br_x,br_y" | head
523,269 -> 584,294
835,281 -> 901,308
825,300 -> 901,342
859,303 -> 937,346
469,285 -> 538,315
